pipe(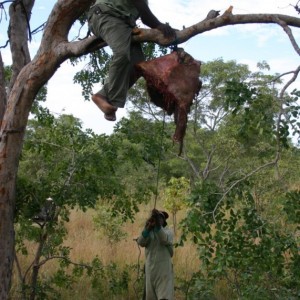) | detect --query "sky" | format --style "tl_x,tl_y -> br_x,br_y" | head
1,0 -> 300,135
